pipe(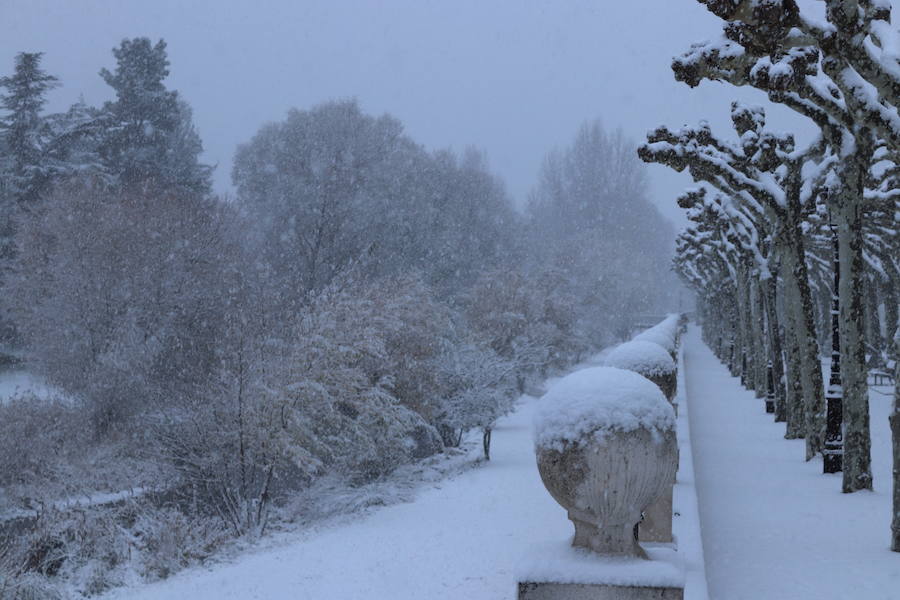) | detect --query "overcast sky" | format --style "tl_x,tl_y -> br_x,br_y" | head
1,0 -> 816,228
